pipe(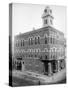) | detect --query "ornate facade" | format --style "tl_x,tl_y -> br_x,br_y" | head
13,6 -> 66,76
